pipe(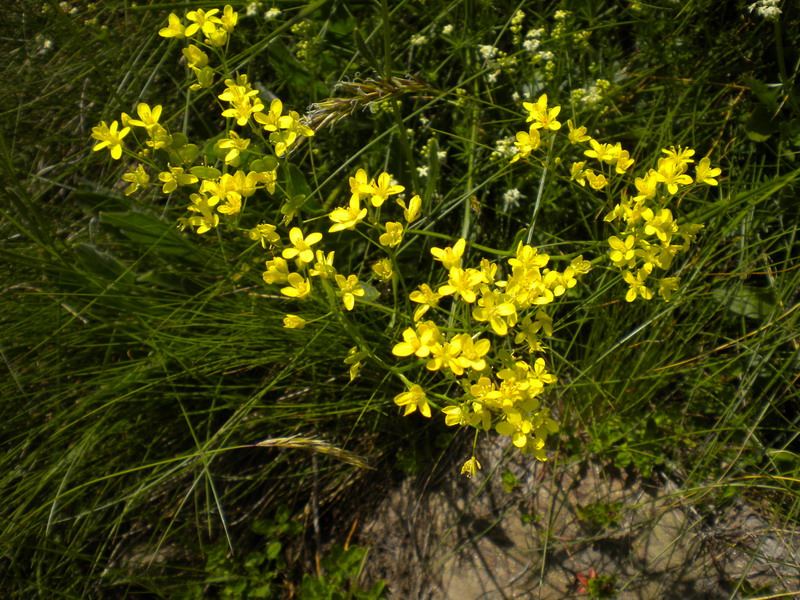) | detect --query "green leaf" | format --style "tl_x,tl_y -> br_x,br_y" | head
191,166 -> 222,180
713,285 -> 776,320
250,156 -> 279,173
